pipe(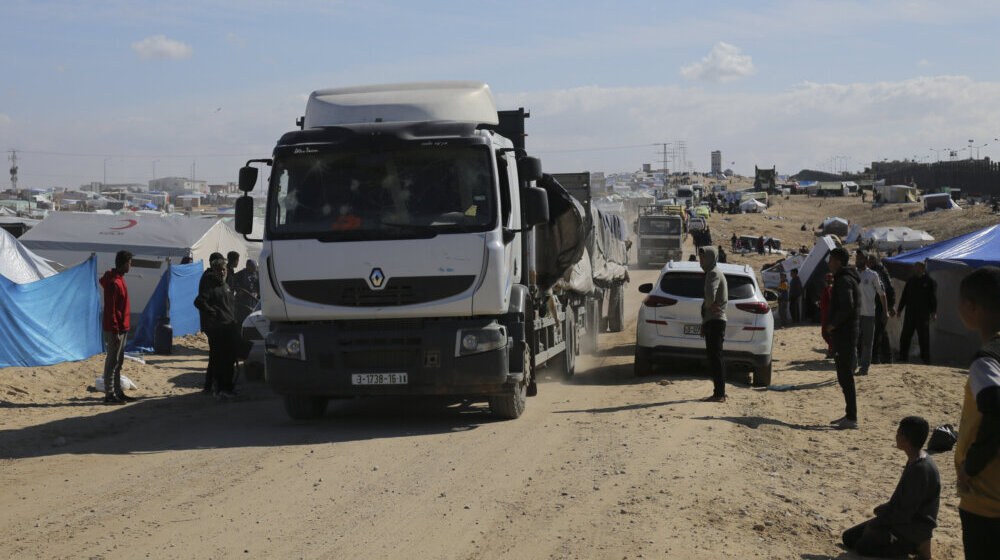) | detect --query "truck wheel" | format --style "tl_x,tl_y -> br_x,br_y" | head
549,311 -> 576,379
284,395 -> 328,420
753,360 -> 772,387
634,346 -> 653,377
608,286 -> 625,333
491,349 -> 529,418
